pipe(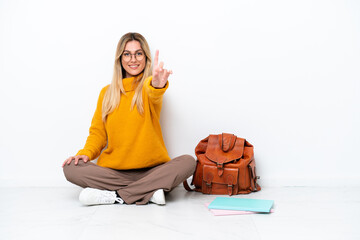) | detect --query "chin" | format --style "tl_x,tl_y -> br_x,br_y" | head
132,71 -> 142,76
125,69 -> 143,77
